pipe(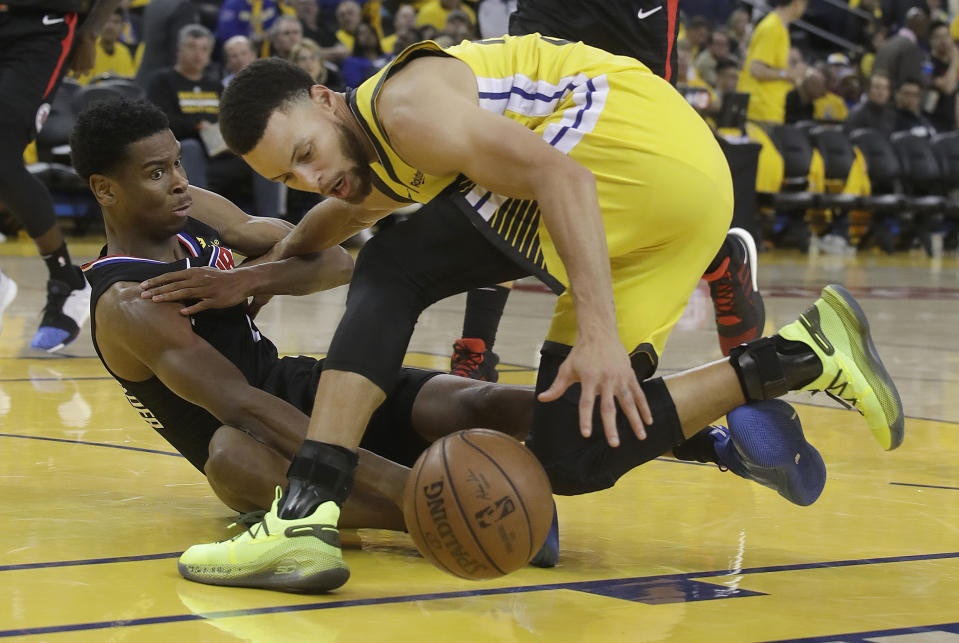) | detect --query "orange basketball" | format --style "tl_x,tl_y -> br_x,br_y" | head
403,429 -> 554,580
